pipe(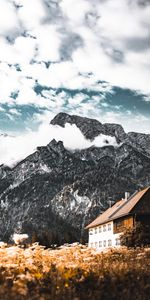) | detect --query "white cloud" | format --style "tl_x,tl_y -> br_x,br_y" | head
16,0 -> 46,30
6,113 -> 15,121
0,0 -> 149,98
61,0 -> 150,94
99,110 -> 150,134
0,36 -> 36,65
30,25 -> 61,62
0,63 -> 19,104
14,36 -> 36,64
0,0 -> 149,134
60,0 -> 91,26
0,0 -> 18,35
37,61 -> 79,88
0,106 -> 5,112
0,121 -> 118,167
91,134 -> 118,148
9,108 -> 21,116
143,95 -> 150,102
68,93 -> 85,105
